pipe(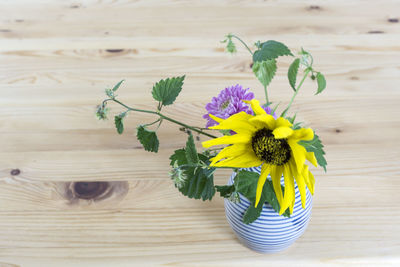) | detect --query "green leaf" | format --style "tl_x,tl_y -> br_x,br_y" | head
262,180 -> 291,217
252,59 -> 277,88
219,129 -> 232,136
215,185 -> 235,198
234,170 -> 259,203
226,39 -> 237,53
221,34 -> 237,54
112,79 -> 125,92
280,106 -> 289,118
298,133 -> 327,172
287,113 -> 297,124
242,179 -> 290,224
253,40 -> 293,62
288,58 -> 300,91
316,72 -> 326,94
299,47 -> 309,56
114,115 -> 124,134
136,125 -> 159,153
271,102 -> 280,115
234,170 -> 290,224
169,150 -> 216,200
151,76 -> 185,106
292,121 -> 303,130
170,149 -> 187,166
243,204 -> 263,224
185,133 -> 199,164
